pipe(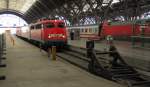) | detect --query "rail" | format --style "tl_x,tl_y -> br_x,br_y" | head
17,35 -> 150,87
87,40 -> 150,87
